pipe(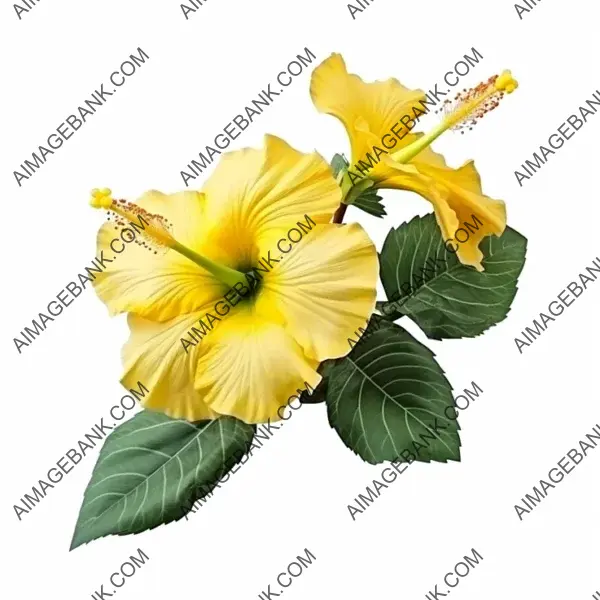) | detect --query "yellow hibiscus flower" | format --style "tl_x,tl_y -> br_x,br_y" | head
89,135 -> 378,424
310,54 -> 518,271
